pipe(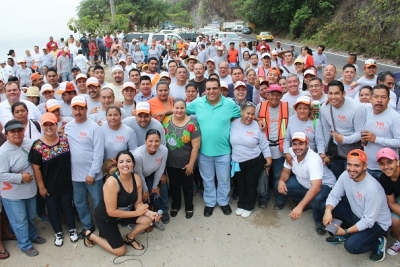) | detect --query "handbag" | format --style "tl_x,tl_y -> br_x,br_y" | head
328,104 -> 362,159
257,170 -> 269,196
